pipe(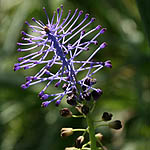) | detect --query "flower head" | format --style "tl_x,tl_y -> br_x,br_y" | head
14,5 -> 111,107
